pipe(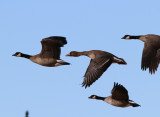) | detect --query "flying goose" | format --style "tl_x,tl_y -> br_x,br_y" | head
122,34 -> 160,74
89,82 -> 140,107
66,50 -> 127,88
13,36 -> 70,67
